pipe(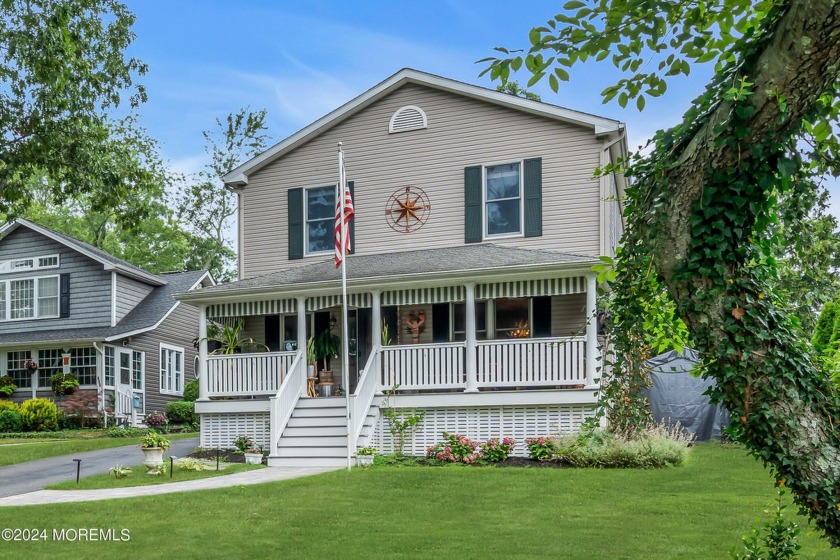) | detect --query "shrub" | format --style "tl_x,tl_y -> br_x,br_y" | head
480,437 -> 516,462
175,457 -> 206,472
165,401 -> 196,424
144,410 -> 167,429
732,489 -> 801,560
50,373 -> 80,396
60,390 -> 102,428
553,424 -> 693,468
183,379 -> 199,402
104,426 -> 148,438
19,398 -> 58,431
0,400 -> 18,412
426,432 -> 480,464
0,410 -> 23,432
0,375 -> 16,397
525,436 -> 558,461
109,465 -> 132,479
233,435 -> 254,454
